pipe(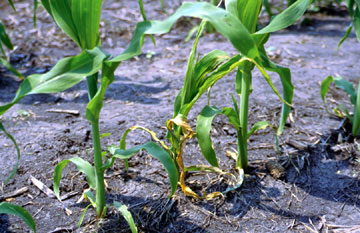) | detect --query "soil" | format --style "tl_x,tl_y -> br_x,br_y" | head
1,1 -> 360,232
